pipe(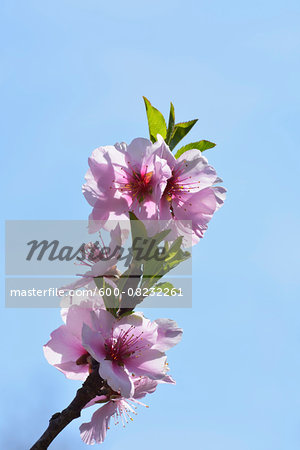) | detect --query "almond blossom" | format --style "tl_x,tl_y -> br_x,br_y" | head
83,138 -> 172,233
82,309 -> 182,398
33,99 -> 227,450
80,376 -> 168,445
44,301 -> 182,394
156,135 -> 226,245
43,299 -> 104,380
59,224 -> 126,295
